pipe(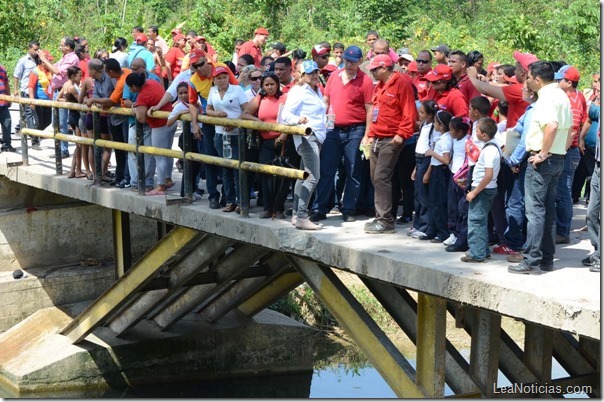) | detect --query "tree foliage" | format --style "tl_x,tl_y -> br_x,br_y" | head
0,0 -> 599,88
